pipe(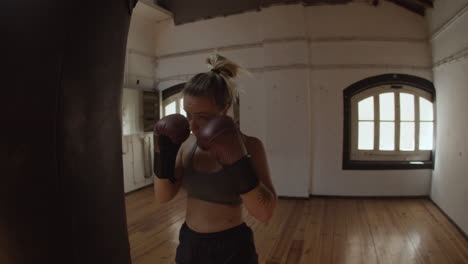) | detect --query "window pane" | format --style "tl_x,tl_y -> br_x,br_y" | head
164,101 -> 176,116
420,122 -> 434,150
358,97 -> 374,121
379,93 -> 394,121
420,97 -> 434,121
358,121 -> 374,150
400,93 -> 415,121
379,122 -> 395,150
400,122 -> 415,151
179,98 -> 186,117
